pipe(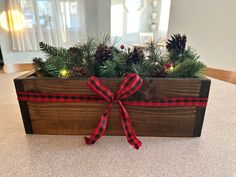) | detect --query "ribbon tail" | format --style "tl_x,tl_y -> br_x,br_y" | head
118,101 -> 142,150
84,104 -> 112,145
